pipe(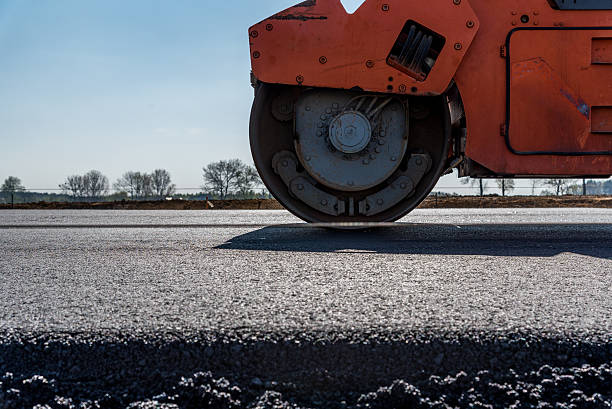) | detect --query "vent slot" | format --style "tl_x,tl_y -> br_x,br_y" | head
387,21 -> 445,81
